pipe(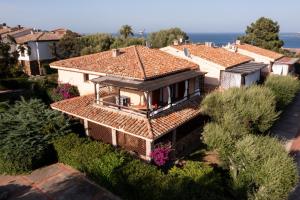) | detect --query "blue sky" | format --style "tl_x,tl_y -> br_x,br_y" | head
1,0 -> 299,33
